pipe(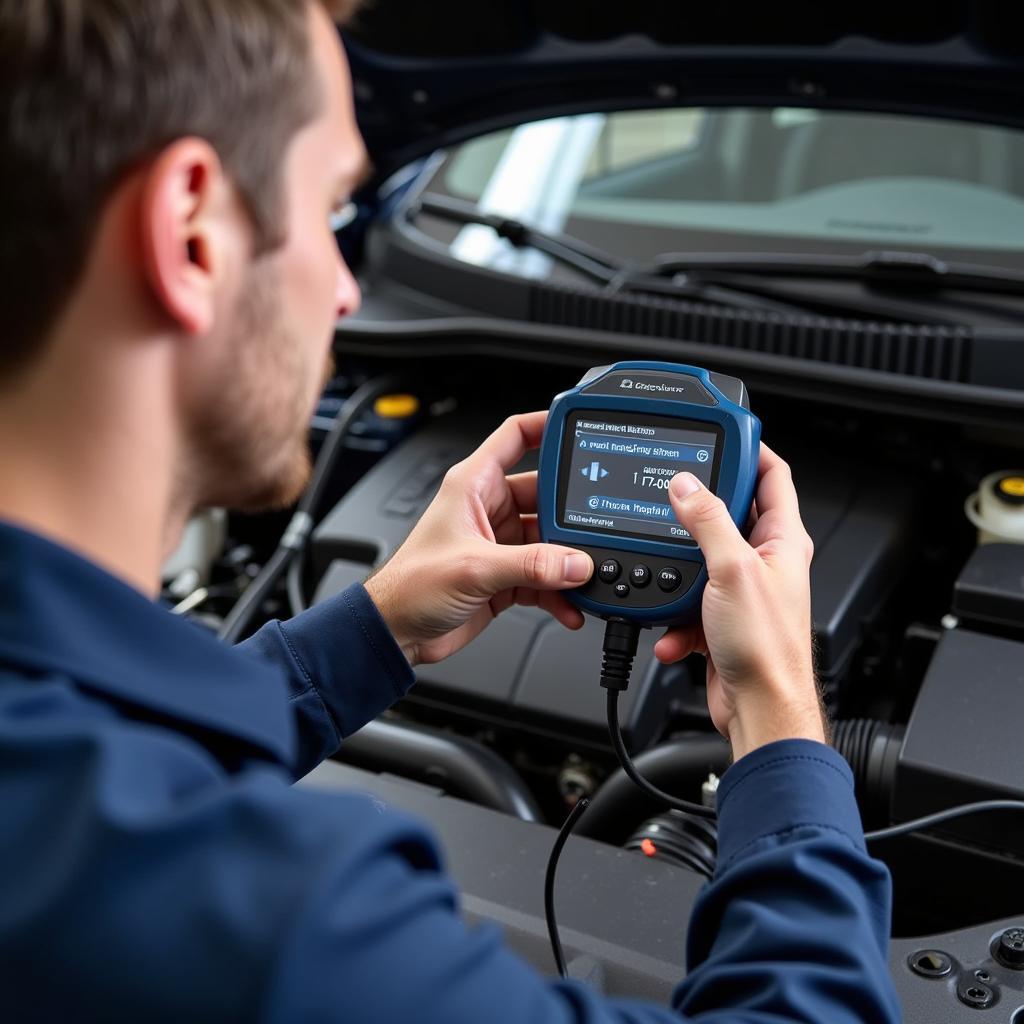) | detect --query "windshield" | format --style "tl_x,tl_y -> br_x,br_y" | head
414,108 -> 1024,279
